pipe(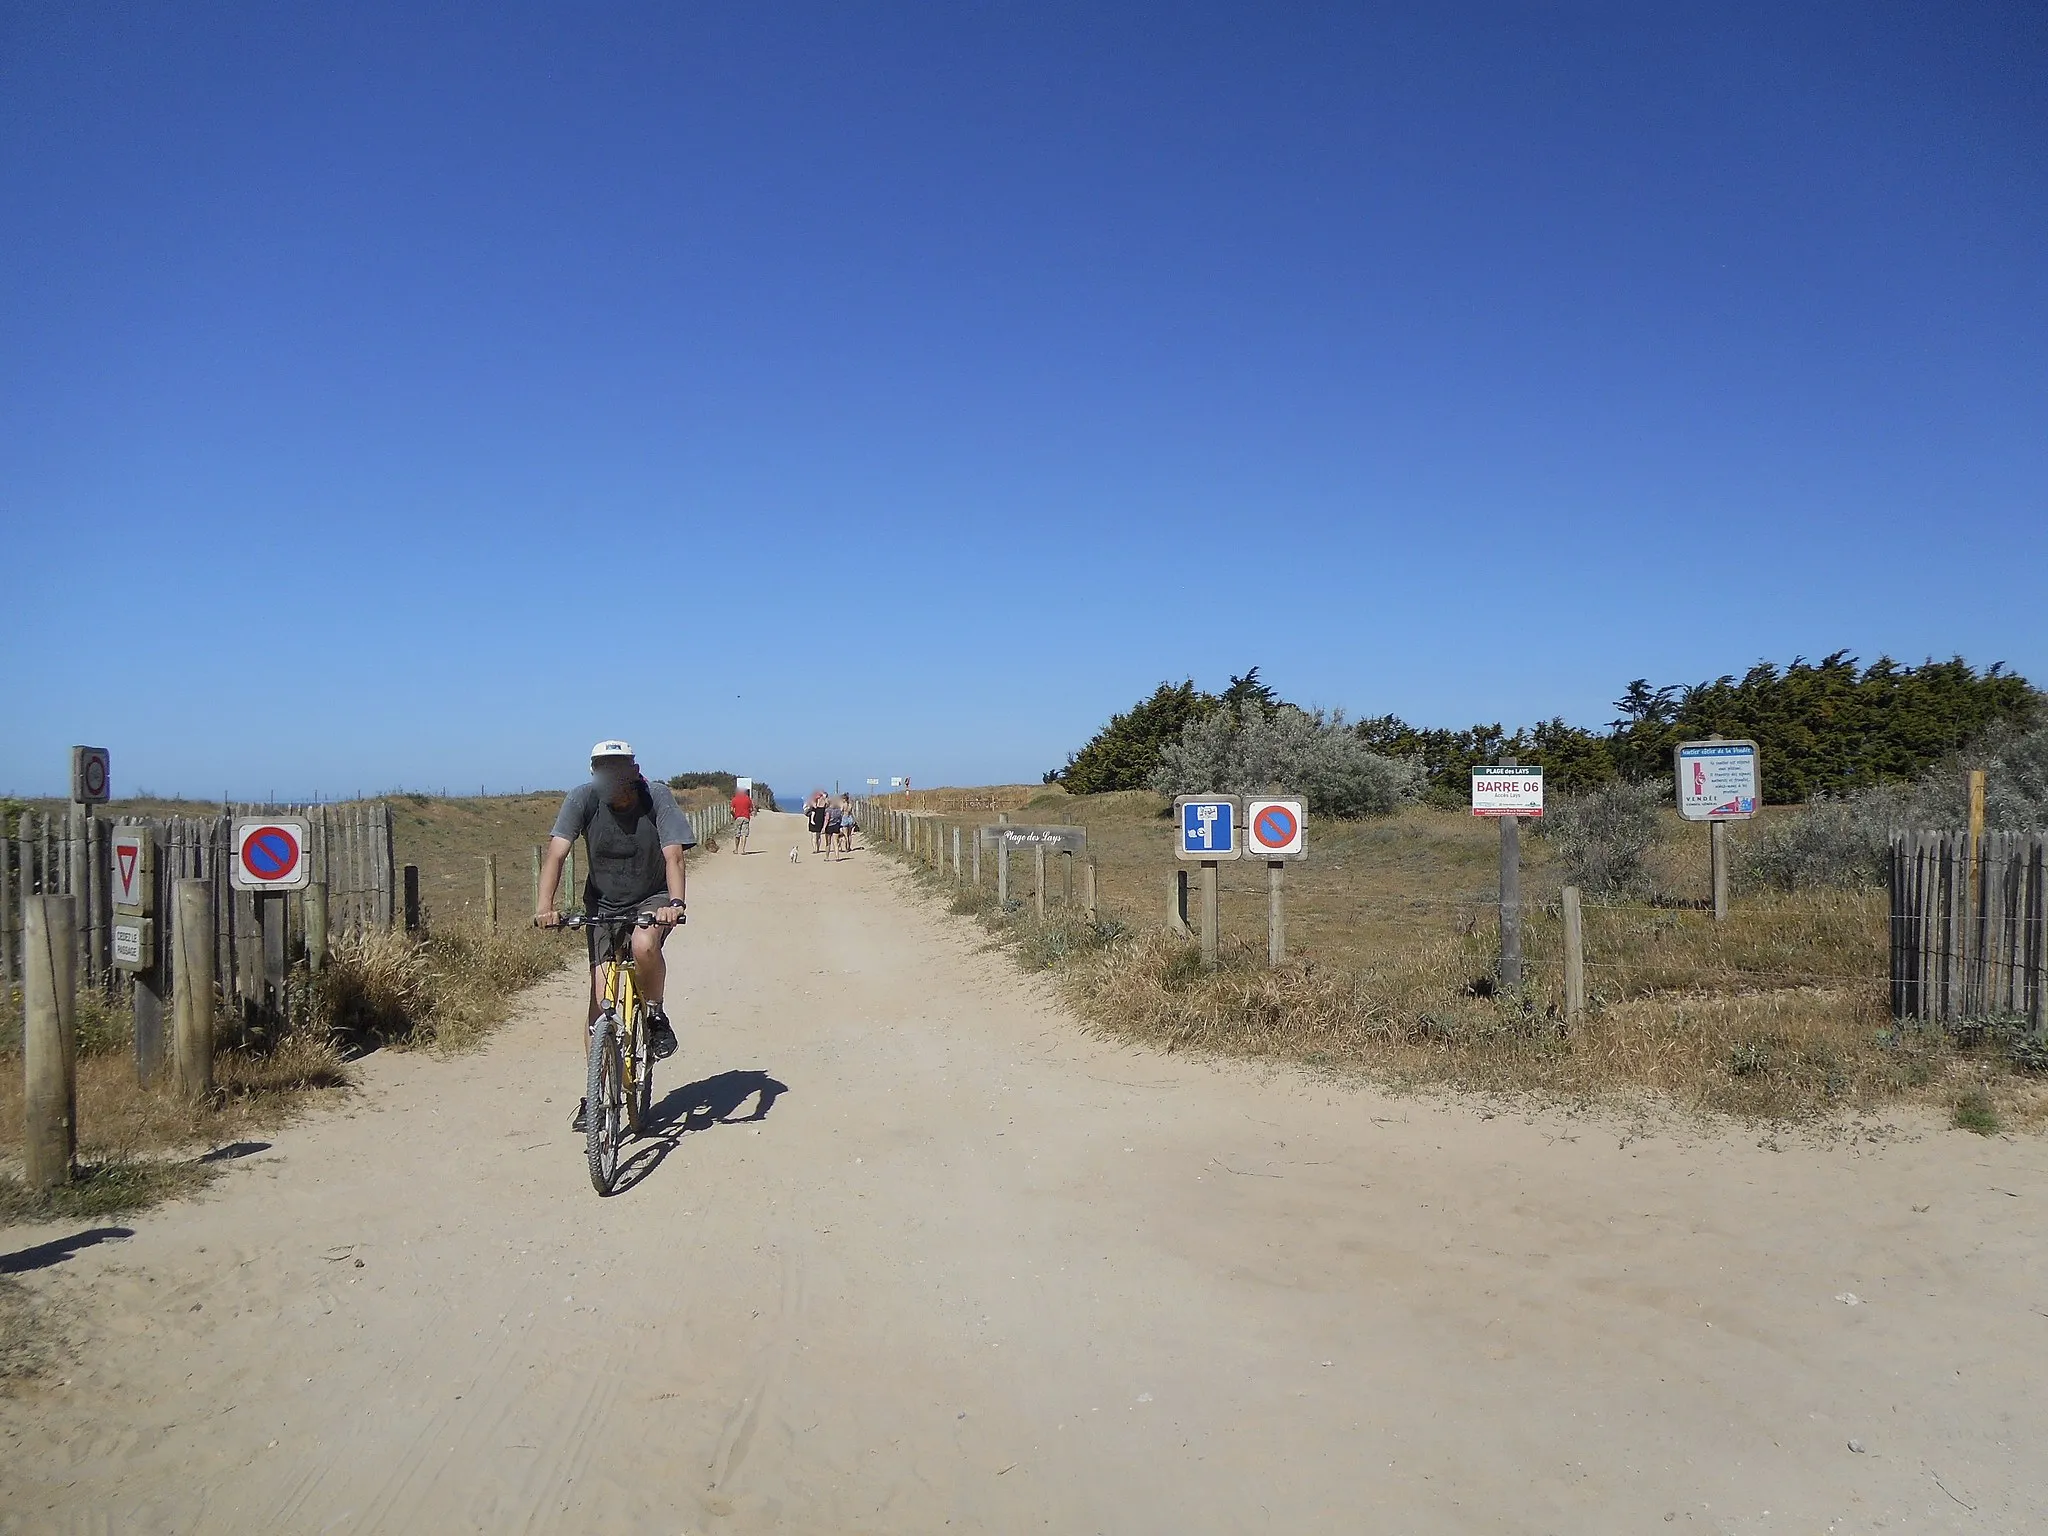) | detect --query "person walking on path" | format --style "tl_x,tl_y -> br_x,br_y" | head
824,795 -> 845,861
806,790 -> 830,854
837,793 -> 859,855
729,784 -> 754,854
